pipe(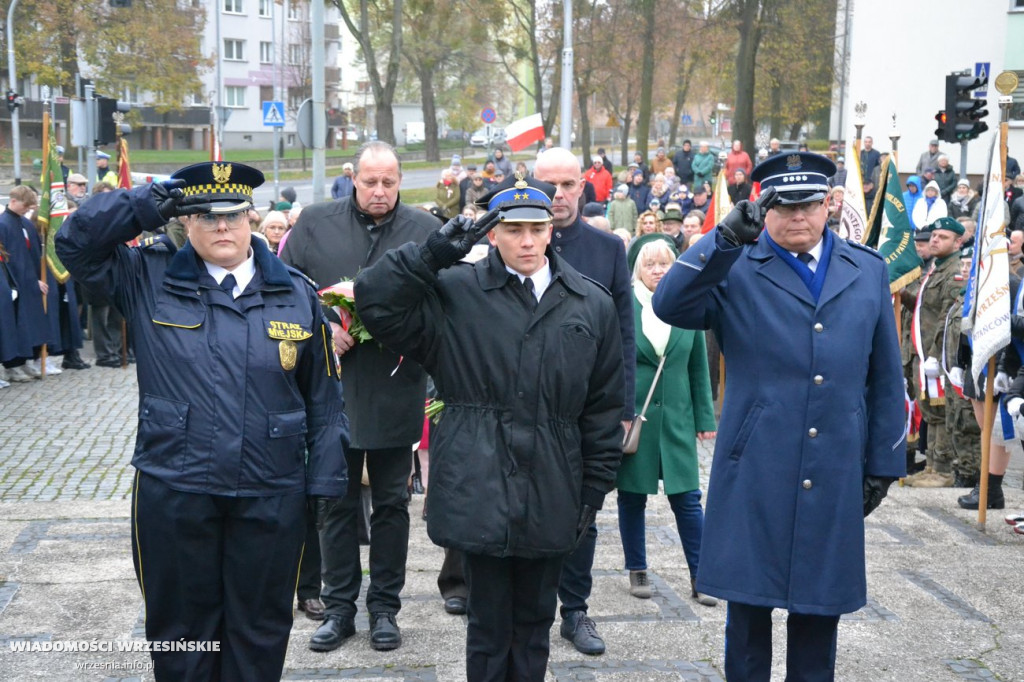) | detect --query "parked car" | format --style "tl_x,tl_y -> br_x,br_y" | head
444,129 -> 469,142
470,127 -> 505,147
